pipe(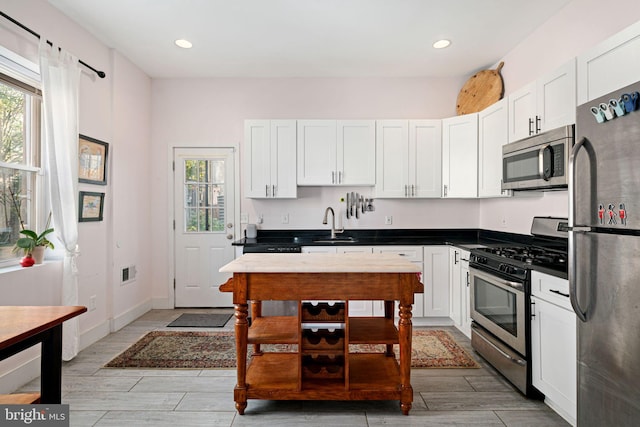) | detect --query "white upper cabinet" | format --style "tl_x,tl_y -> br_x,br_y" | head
244,120 -> 297,198
375,120 -> 441,198
578,20 -> 640,104
297,120 -> 375,186
478,99 -> 510,198
508,59 -> 576,143
442,113 -> 478,198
